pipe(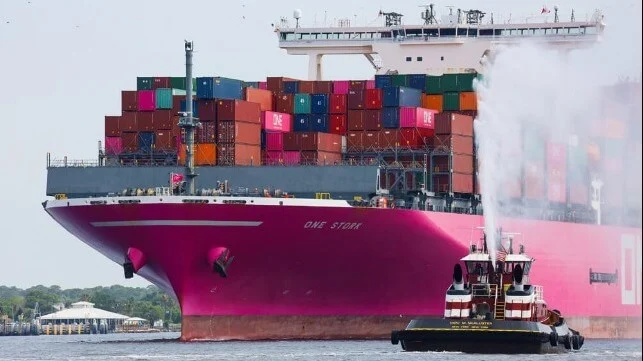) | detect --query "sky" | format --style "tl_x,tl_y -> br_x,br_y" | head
0,0 -> 640,289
